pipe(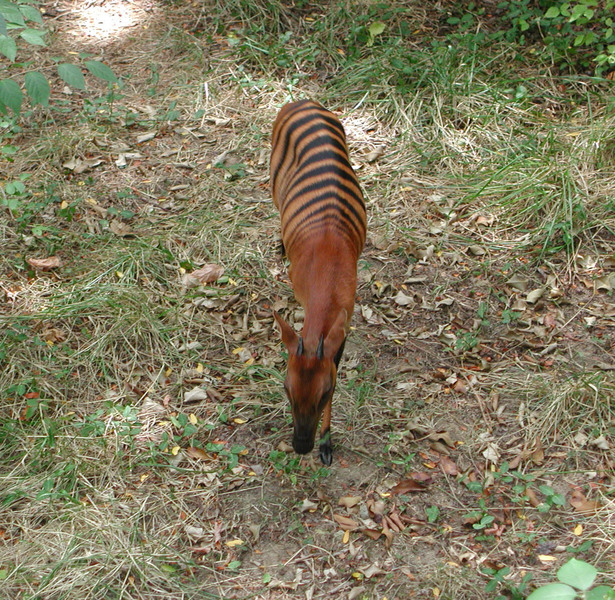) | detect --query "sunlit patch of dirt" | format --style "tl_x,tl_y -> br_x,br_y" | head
51,0 -> 160,44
